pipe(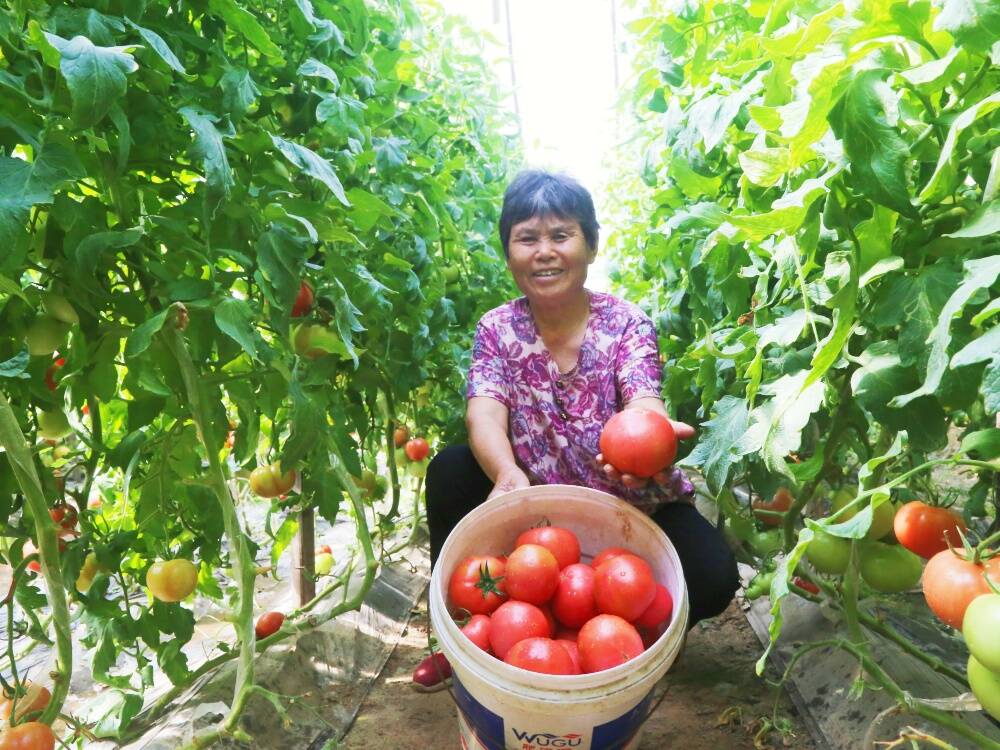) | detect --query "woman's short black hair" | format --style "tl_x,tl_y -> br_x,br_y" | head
498,170 -> 600,256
